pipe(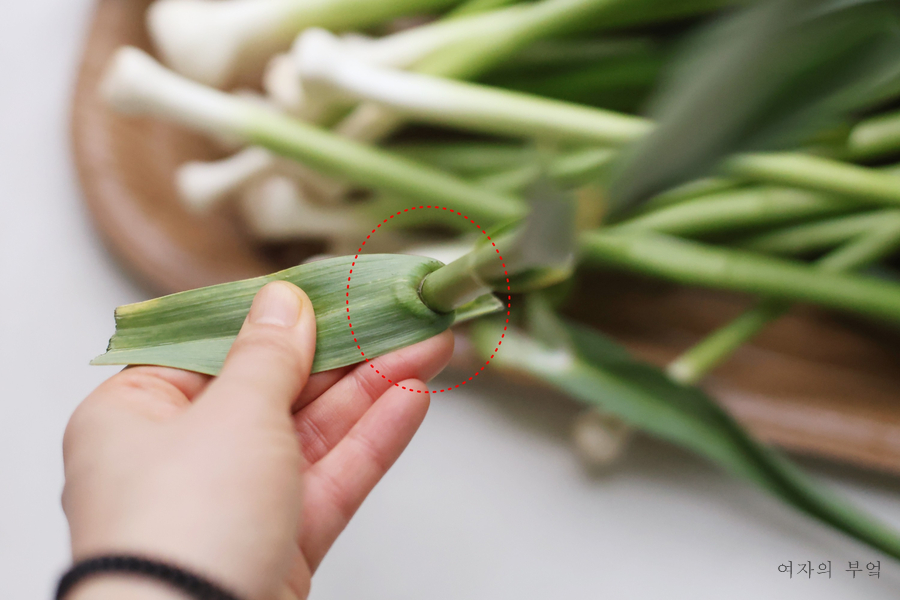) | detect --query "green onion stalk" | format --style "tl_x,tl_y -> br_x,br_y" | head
298,42 -> 900,208
420,189 -> 576,312
178,1 -> 537,208
848,107 -> 900,160
102,48 -> 900,333
578,230 -> 900,327
283,2 -> 537,121
447,0 -> 520,18
102,47 -> 525,227
608,187 -> 855,238
668,212 -> 900,384
217,0 -> 737,208
333,0 -> 739,142
386,142 -> 532,176
737,209 -> 900,256
419,238 -> 513,313
637,177 -> 740,212
473,148 -> 617,193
